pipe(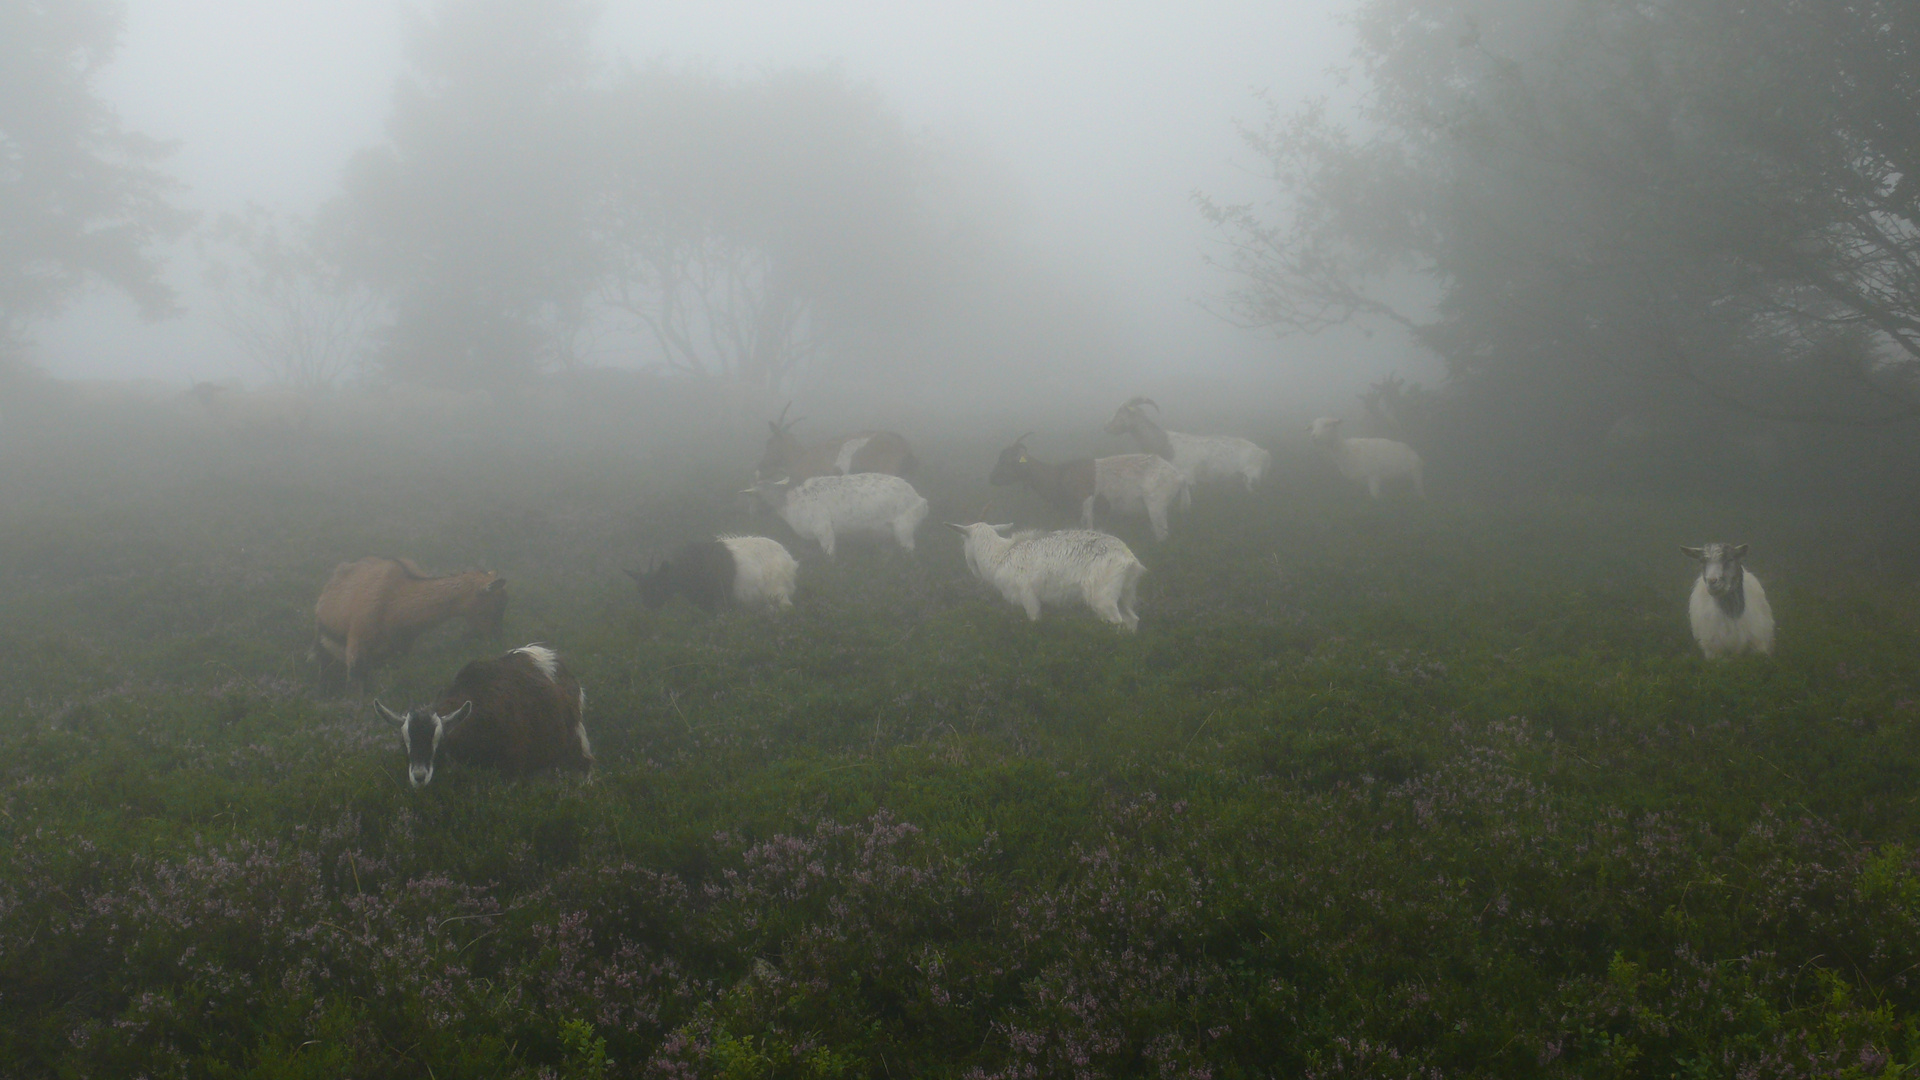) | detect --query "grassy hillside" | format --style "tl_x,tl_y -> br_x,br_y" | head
3,404 -> 1919,1078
